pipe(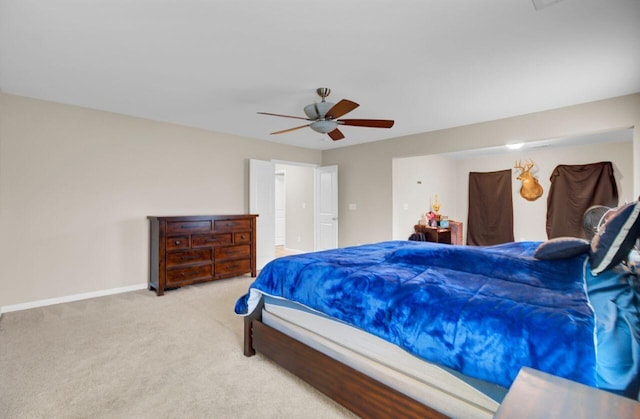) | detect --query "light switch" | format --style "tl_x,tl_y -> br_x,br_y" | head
403,203 -> 409,210
349,203 -> 357,210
